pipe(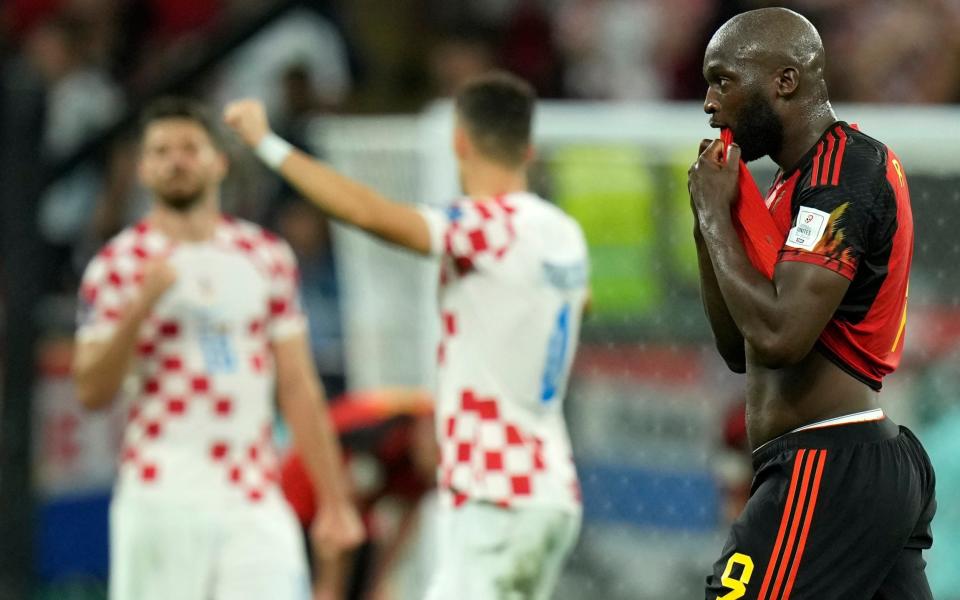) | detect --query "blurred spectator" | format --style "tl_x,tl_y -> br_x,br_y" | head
25,13 -> 123,288
213,7 -> 353,121
3,0 -> 63,42
277,63 -> 336,143
275,201 -> 346,397
117,0 -> 227,90
655,0 -> 732,99
499,0 -> 563,97
26,14 -> 121,158
85,136 -> 149,251
64,0 -> 123,67
821,0 -> 960,103
554,0 -> 667,100
142,0 -> 224,40
428,31 -> 496,98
